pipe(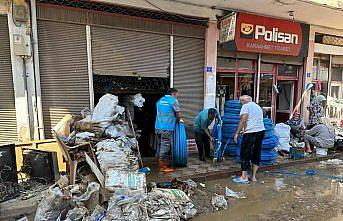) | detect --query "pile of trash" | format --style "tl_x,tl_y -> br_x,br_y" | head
34,93 -> 198,221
